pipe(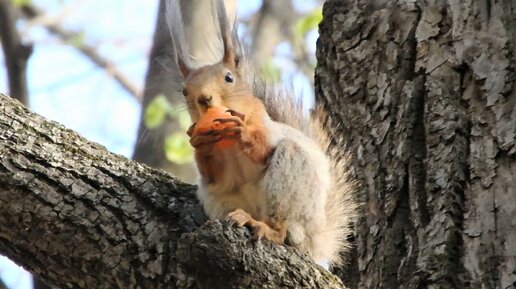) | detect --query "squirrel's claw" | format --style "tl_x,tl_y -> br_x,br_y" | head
213,109 -> 245,127
227,208 -> 252,227
220,126 -> 243,139
226,109 -> 245,121
250,223 -> 267,241
226,209 -> 268,241
186,122 -> 197,137
190,130 -> 222,148
213,116 -> 244,127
